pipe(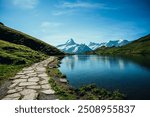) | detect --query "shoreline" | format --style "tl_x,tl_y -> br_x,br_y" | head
47,56 -> 125,100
